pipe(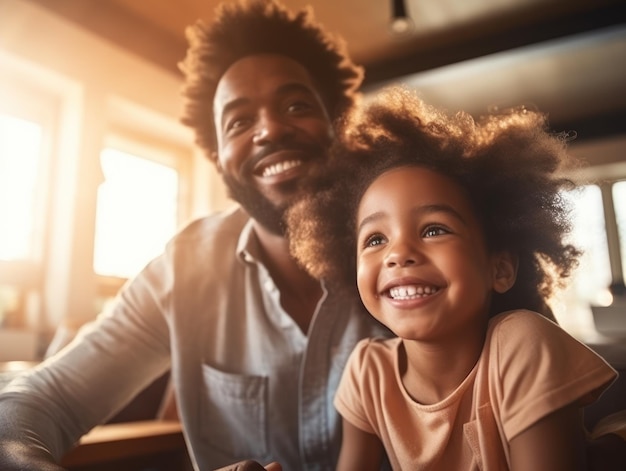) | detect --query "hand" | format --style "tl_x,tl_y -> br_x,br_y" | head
212,460 -> 282,471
